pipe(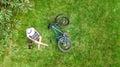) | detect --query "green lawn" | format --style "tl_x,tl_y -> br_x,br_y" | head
0,0 -> 120,67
